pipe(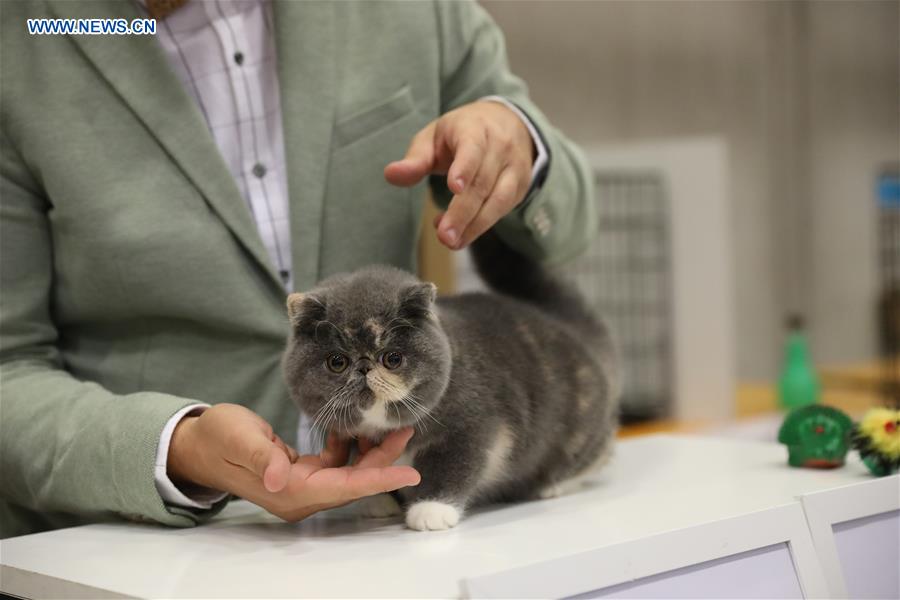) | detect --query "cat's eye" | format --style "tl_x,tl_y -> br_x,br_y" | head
381,351 -> 403,370
326,353 -> 349,373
